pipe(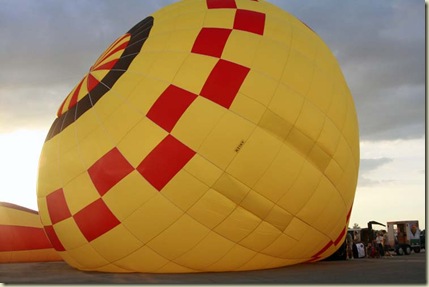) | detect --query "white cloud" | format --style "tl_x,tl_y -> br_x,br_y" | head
351,138 -> 426,228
